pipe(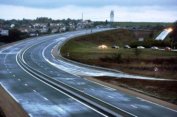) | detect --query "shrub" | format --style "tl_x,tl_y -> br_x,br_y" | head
134,48 -> 142,57
100,53 -> 122,63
